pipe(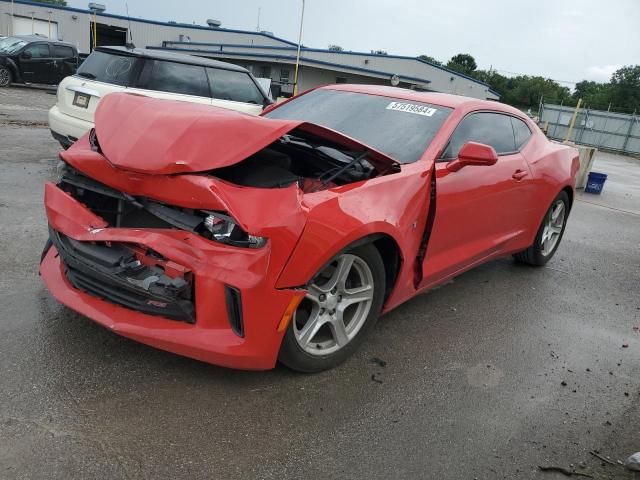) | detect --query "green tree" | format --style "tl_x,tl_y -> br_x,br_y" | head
418,54 -> 442,66
573,80 -> 612,109
446,53 -> 477,75
609,65 -> 640,111
328,45 -> 344,52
